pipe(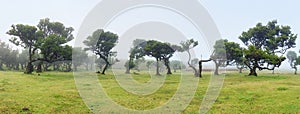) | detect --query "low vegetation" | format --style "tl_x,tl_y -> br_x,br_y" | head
1,71 -> 299,113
